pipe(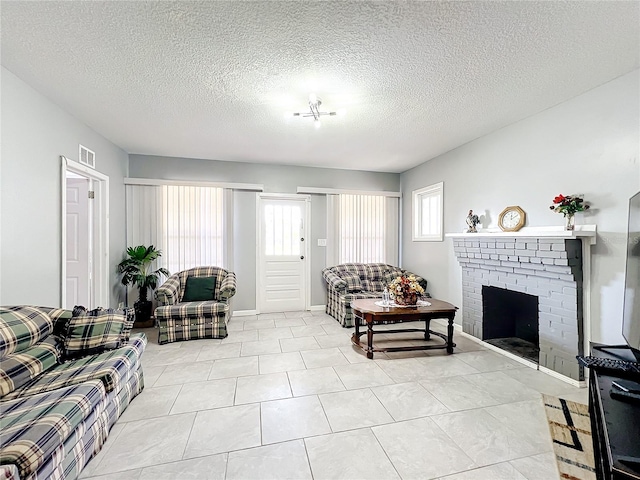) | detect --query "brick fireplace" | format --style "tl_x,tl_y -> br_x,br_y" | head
448,228 -> 596,382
